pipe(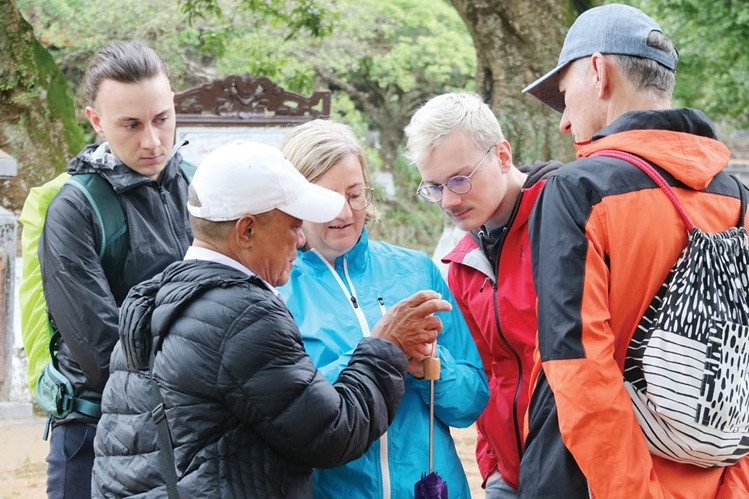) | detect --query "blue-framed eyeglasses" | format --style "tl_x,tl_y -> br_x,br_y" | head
416,145 -> 496,203
346,187 -> 374,211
